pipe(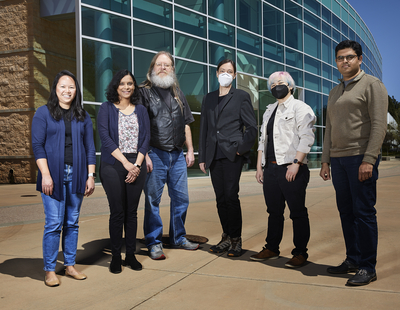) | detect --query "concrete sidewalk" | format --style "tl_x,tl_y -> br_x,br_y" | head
0,161 -> 400,309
